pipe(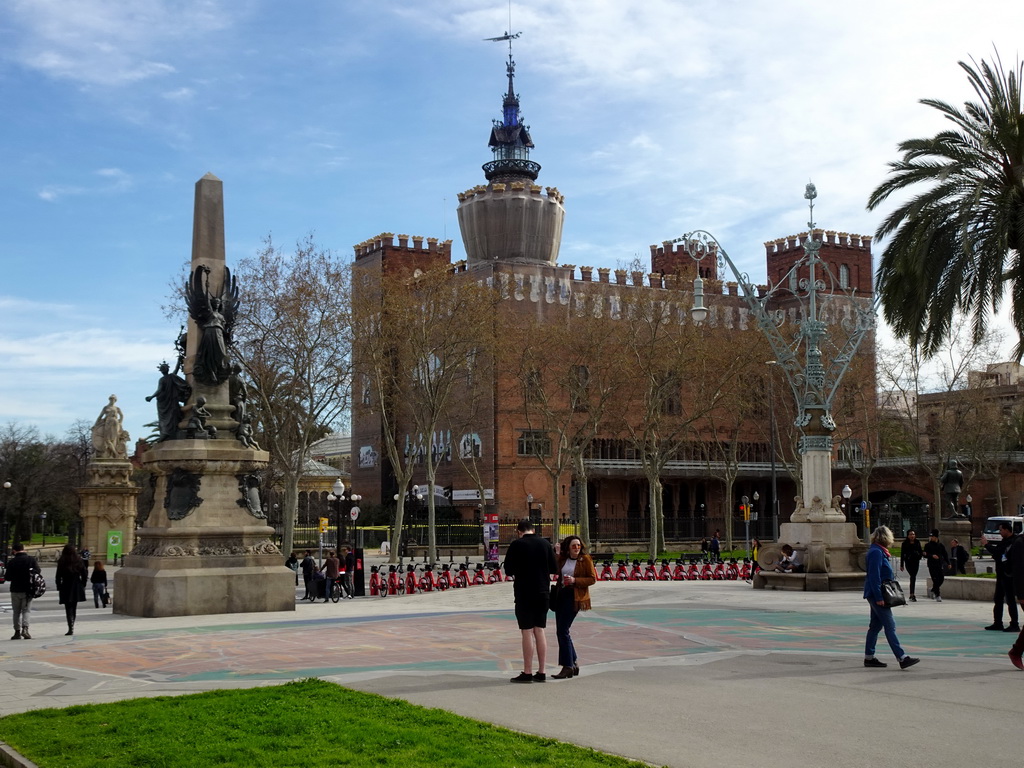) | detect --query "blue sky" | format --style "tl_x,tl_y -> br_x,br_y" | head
2,0 -> 1023,446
